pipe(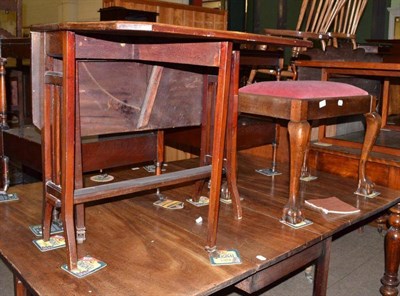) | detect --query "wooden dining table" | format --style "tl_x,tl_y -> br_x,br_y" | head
29,21 -> 312,273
